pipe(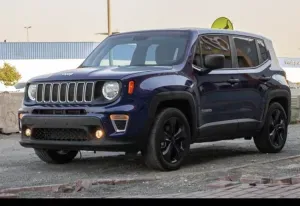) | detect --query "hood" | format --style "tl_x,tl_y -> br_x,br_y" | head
28,66 -> 173,82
